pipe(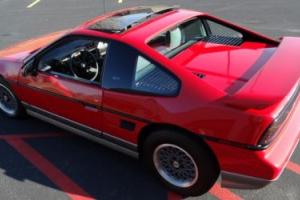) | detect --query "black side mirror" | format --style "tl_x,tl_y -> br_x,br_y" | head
22,59 -> 36,76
